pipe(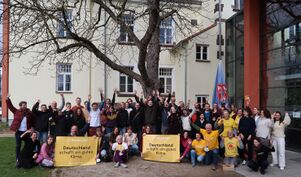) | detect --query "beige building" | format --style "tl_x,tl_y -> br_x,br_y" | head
1,0 -> 239,121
